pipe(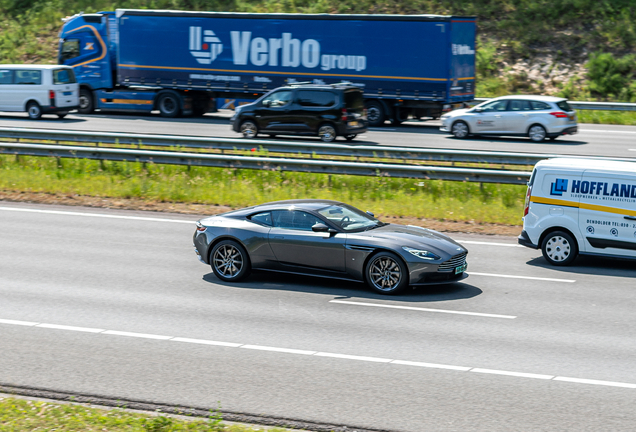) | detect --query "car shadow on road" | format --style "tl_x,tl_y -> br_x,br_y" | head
446,135 -> 589,146
203,271 -> 482,302
525,255 -> 636,277
0,114 -> 85,123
